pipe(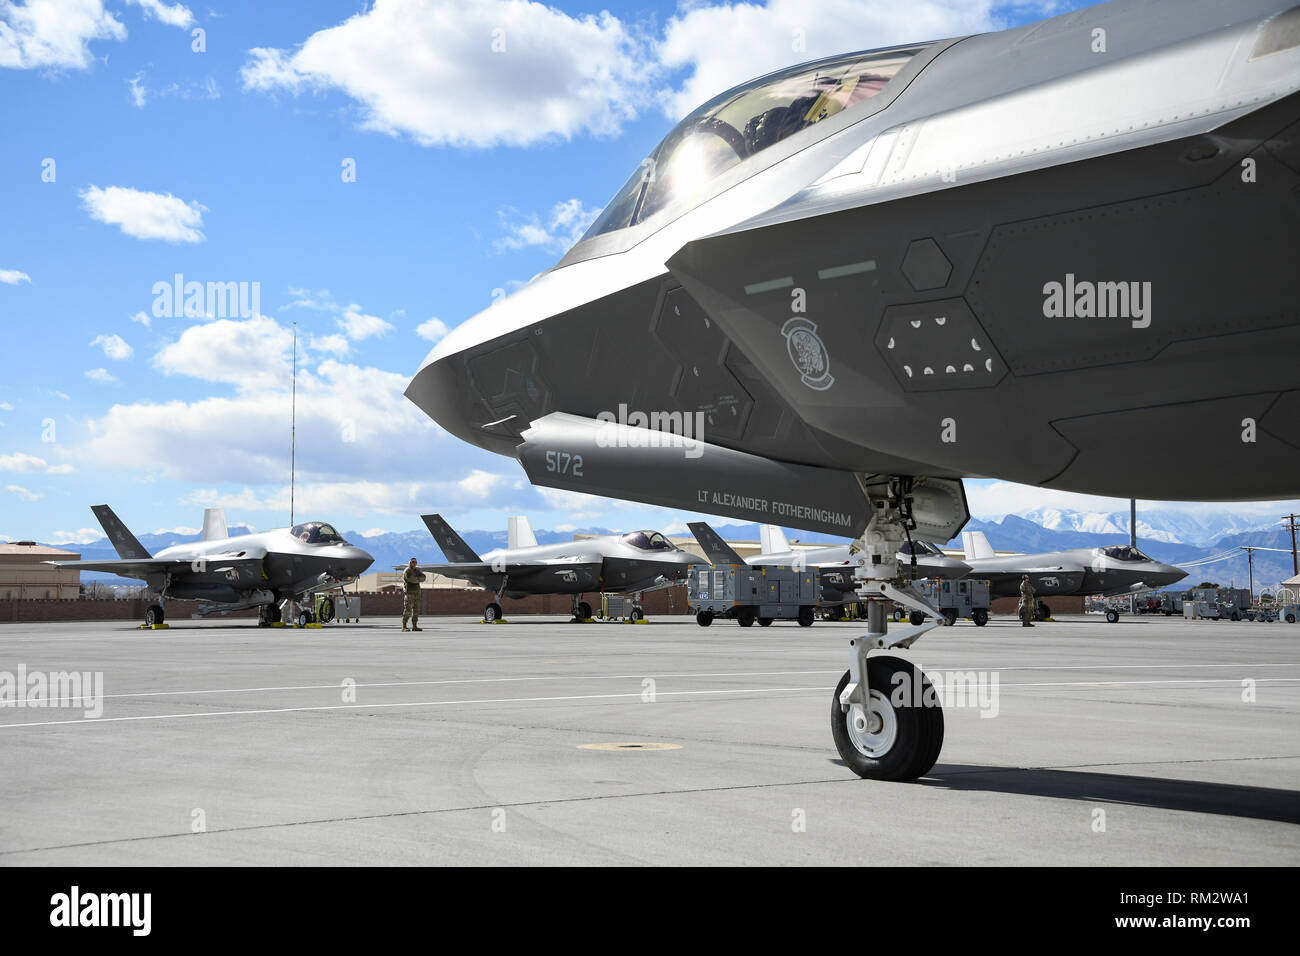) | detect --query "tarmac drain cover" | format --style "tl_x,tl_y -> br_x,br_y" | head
578,742 -> 682,752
